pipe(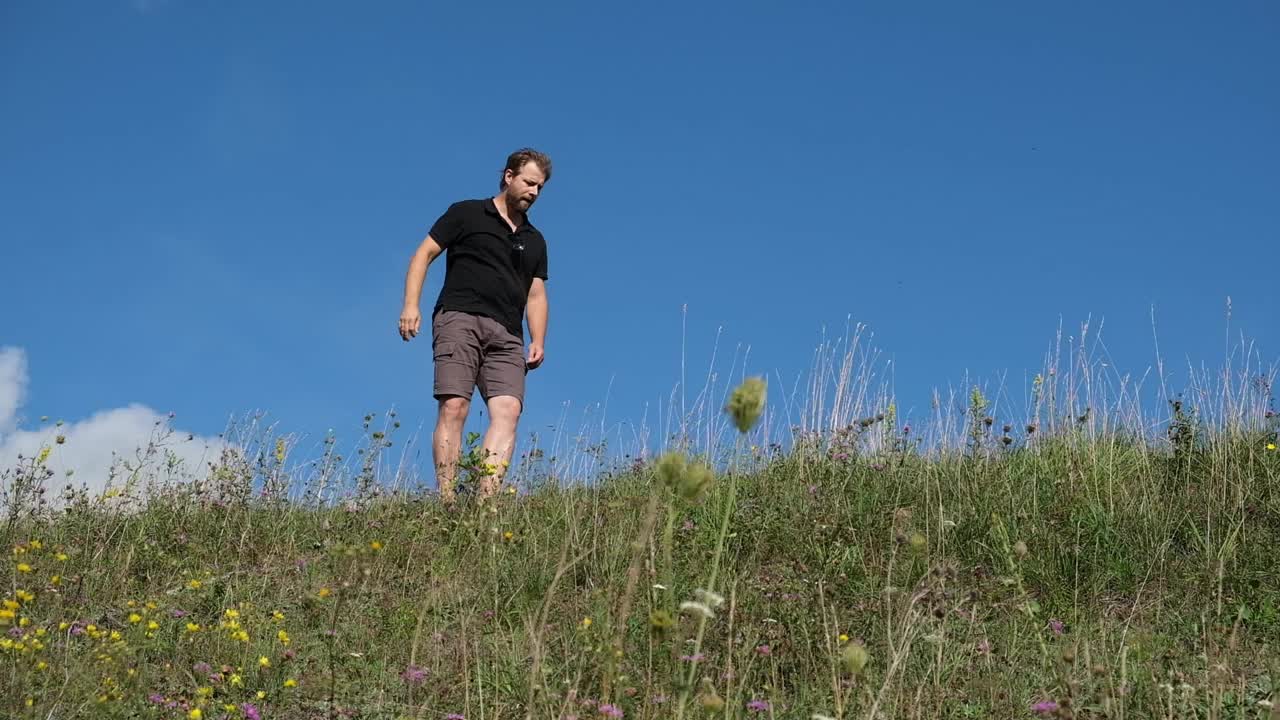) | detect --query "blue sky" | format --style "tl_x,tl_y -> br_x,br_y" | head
2,1 -> 1277,486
